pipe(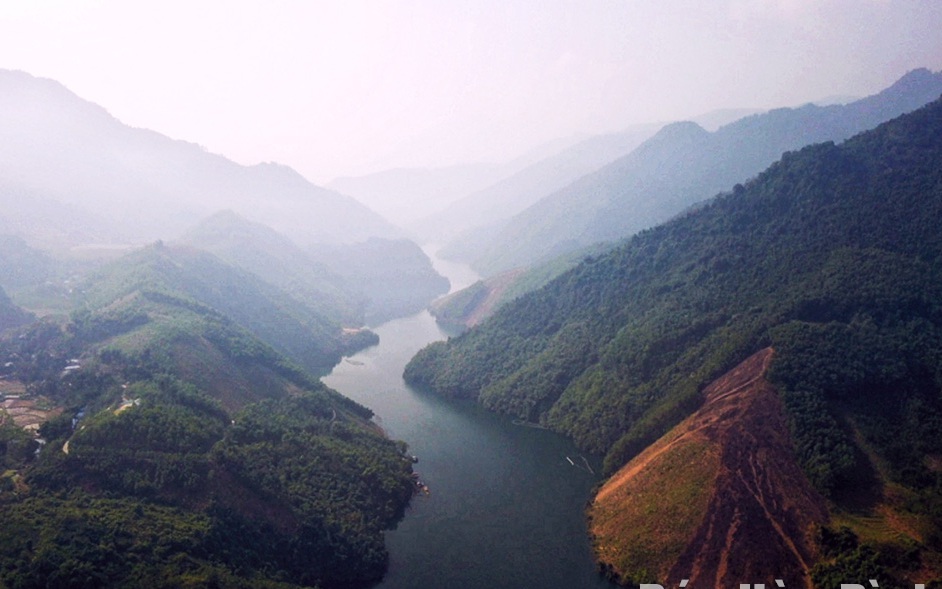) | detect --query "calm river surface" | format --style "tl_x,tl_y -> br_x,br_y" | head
322,250 -> 612,589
